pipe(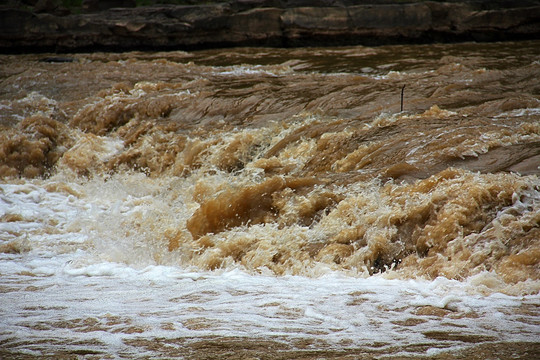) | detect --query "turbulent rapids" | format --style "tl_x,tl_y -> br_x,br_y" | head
1,41 -> 540,358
